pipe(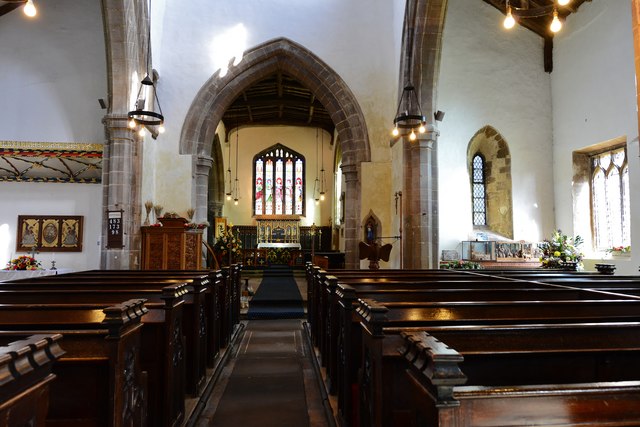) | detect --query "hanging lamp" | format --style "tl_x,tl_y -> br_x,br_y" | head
391,85 -> 426,141
233,128 -> 240,205
127,0 -> 165,136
